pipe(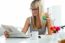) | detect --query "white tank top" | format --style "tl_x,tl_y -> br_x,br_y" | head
29,17 -> 47,35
